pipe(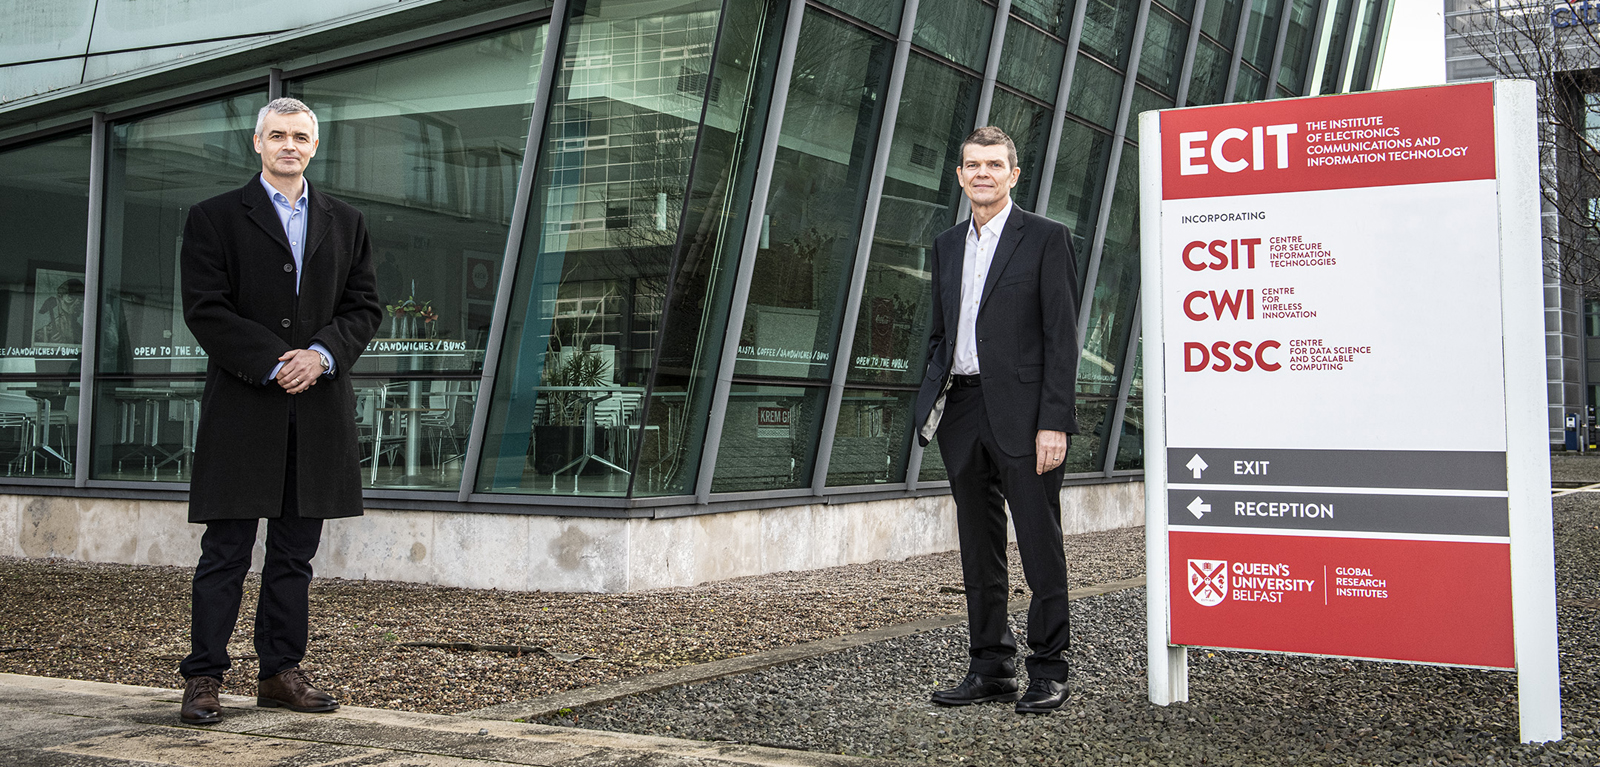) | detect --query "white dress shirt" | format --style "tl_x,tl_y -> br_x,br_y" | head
259,175 -> 334,382
951,199 -> 1013,375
